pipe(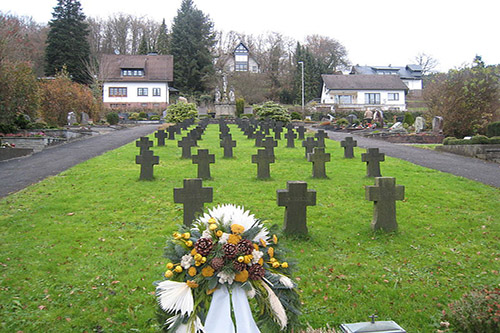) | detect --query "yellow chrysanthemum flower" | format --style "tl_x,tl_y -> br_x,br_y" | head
208,217 -> 217,224
234,269 -> 249,283
166,263 -> 174,269
186,280 -> 199,288
186,240 -> 193,247
231,224 -> 245,234
201,266 -> 215,277
188,267 -> 197,277
164,270 -> 173,278
174,266 -> 183,273
216,230 -> 223,237
268,247 -> 274,257
228,234 -> 242,244
272,262 -> 280,268
260,238 -> 267,247
273,234 -> 278,244
182,232 -> 191,239
281,262 -> 289,268
209,224 -> 218,231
